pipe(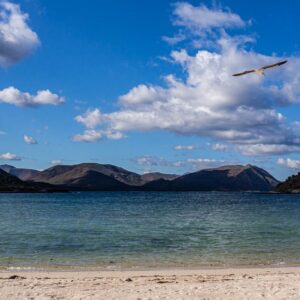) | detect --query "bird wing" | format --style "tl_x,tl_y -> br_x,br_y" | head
232,69 -> 256,77
260,60 -> 288,70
